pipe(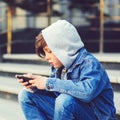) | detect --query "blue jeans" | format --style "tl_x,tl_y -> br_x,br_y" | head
18,89 -> 97,120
